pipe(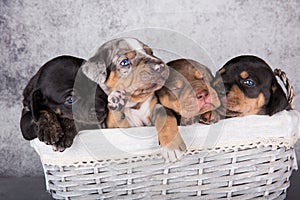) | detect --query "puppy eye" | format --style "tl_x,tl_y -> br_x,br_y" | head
65,96 -> 74,105
120,58 -> 131,67
243,79 -> 255,87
